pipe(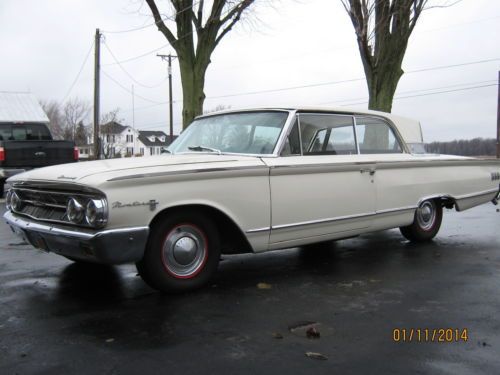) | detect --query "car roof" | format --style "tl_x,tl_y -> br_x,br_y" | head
197,106 -> 424,144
